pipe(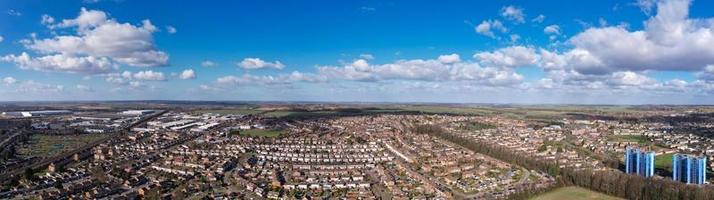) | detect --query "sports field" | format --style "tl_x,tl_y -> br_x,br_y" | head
530,186 -> 623,200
